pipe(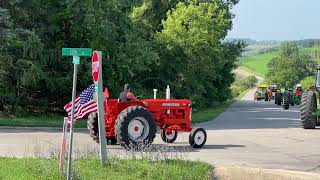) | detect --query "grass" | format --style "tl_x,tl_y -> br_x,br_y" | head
192,88 -> 251,123
0,115 -> 87,128
240,46 -> 320,78
0,157 -> 213,180
240,52 -> 277,78
192,100 -> 235,123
